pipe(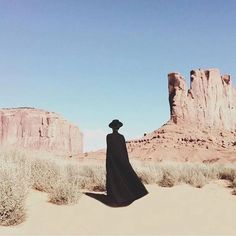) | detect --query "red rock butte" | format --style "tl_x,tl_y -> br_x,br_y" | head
168,68 -> 236,131
126,68 -> 236,162
0,107 -> 83,157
